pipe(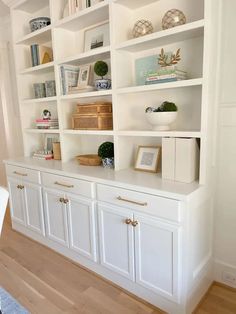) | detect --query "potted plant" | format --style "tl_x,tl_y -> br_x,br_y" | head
145,101 -> 178,131
94,60 -> 111,90
98,141 -> 114,168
